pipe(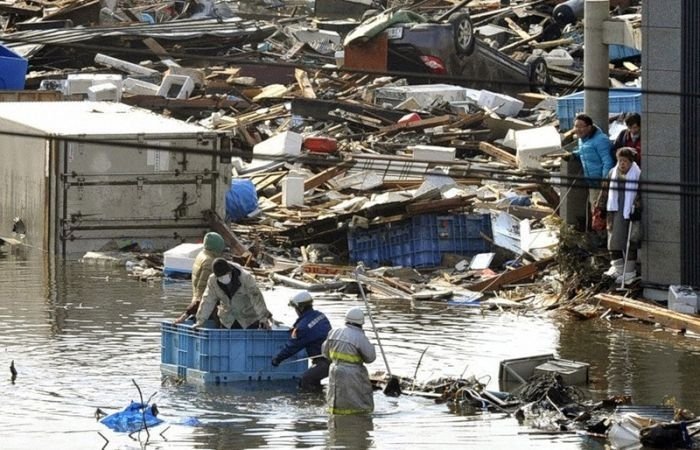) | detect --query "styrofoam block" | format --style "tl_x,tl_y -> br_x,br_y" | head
409,145 -> 455,162
477,90 -> 524,117
253,131 -> 302,157
123,77 -> 160,96
157,74 -> 194,99
163,243 -> 203,273
281,172 -> 305,207
292,28 -> 341,45
87,82 -> 121,102
514,126 -> 561,169
66,73 -> 123,96
545,49 -> 574,67
376,84 -> 468,109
